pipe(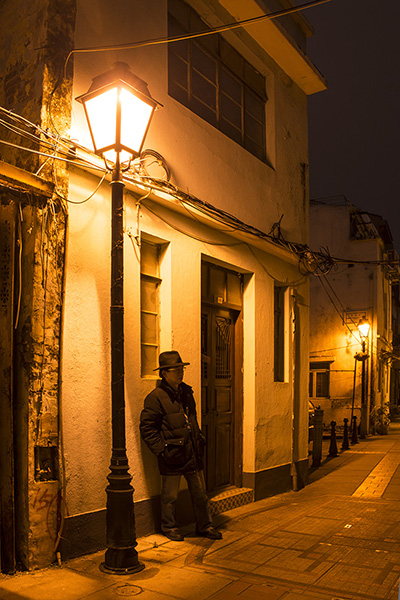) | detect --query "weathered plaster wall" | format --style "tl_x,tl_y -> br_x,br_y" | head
19,200 -> 66,569
0,0 -> 76,175
0,0 -> 75,570
63,174 -> 309,517
0,187 -> 66,570
60,0 -> 311,544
